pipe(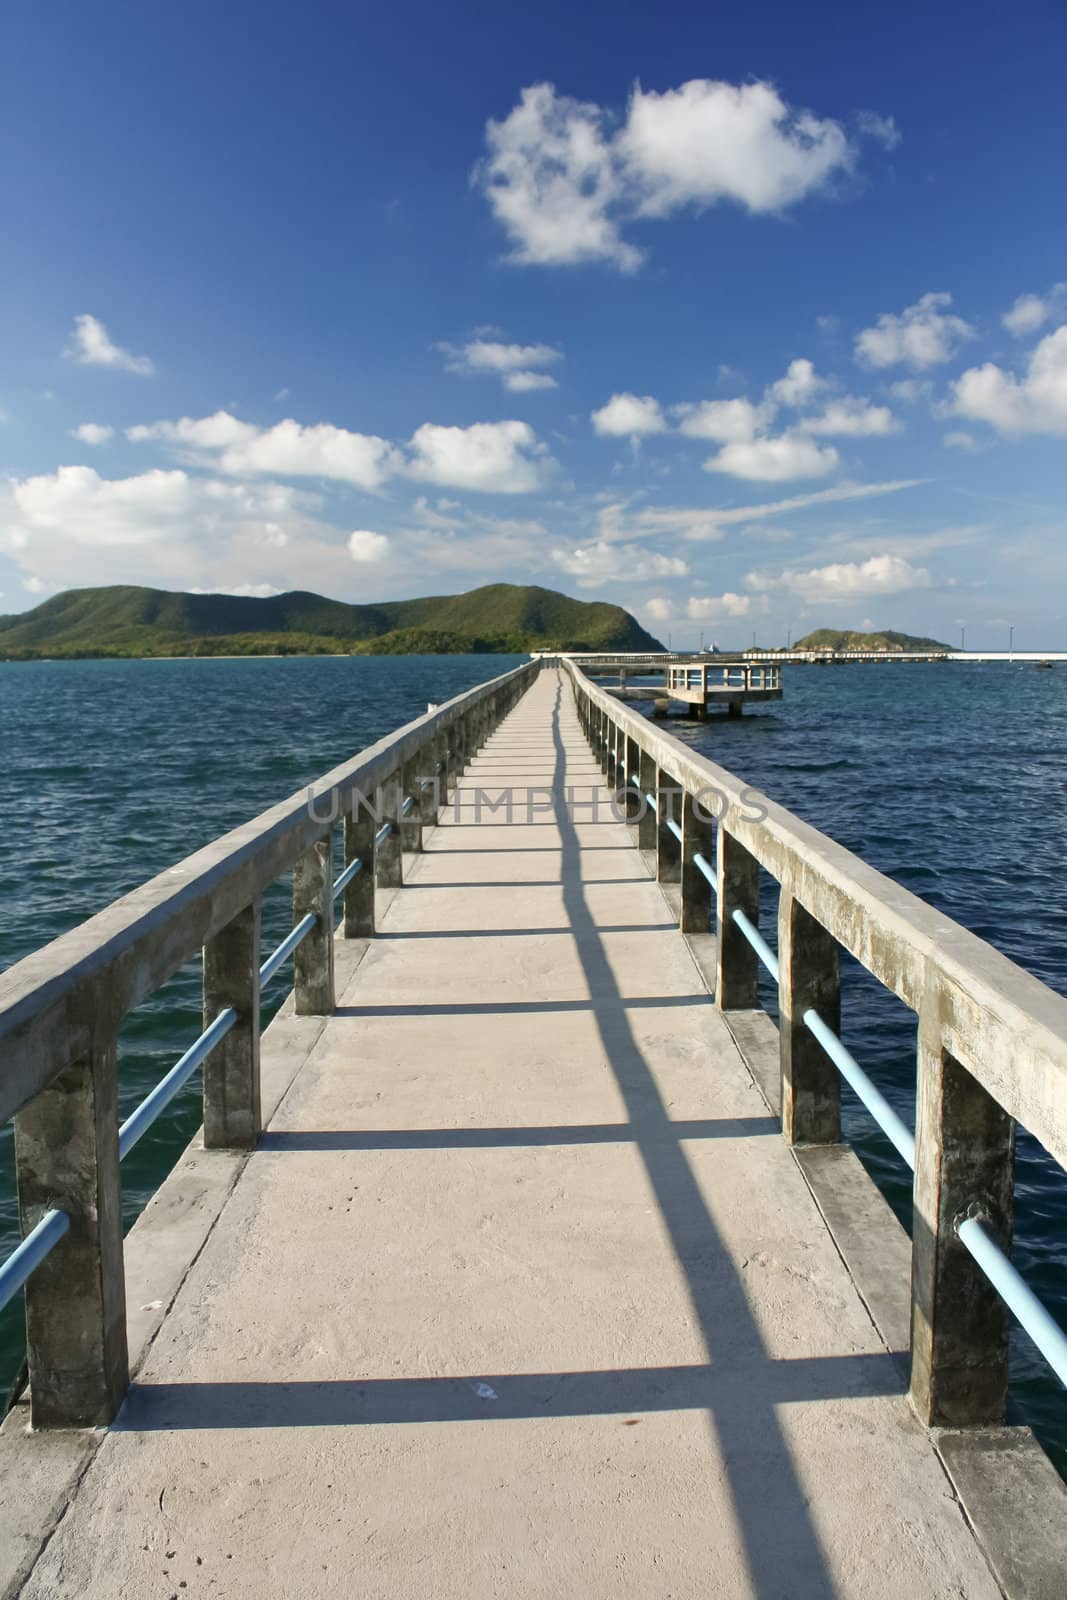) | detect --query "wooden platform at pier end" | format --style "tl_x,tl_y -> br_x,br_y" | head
14,671 -> 1001,1600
